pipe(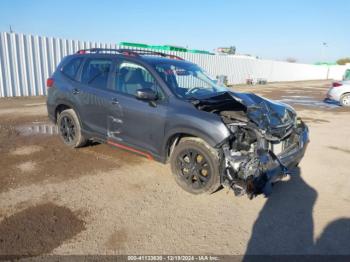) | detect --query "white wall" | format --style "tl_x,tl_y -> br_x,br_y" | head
0,32 -> 348,97
183,53 -> 348,84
